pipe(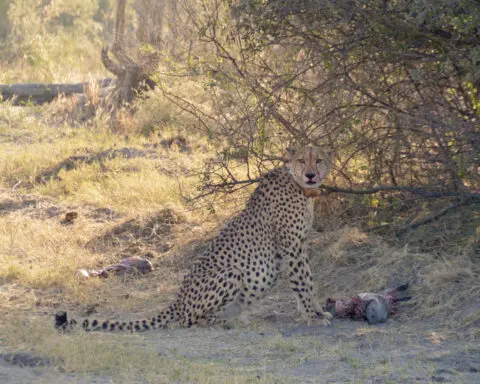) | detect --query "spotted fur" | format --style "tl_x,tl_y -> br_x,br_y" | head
55,146 -> 333,331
